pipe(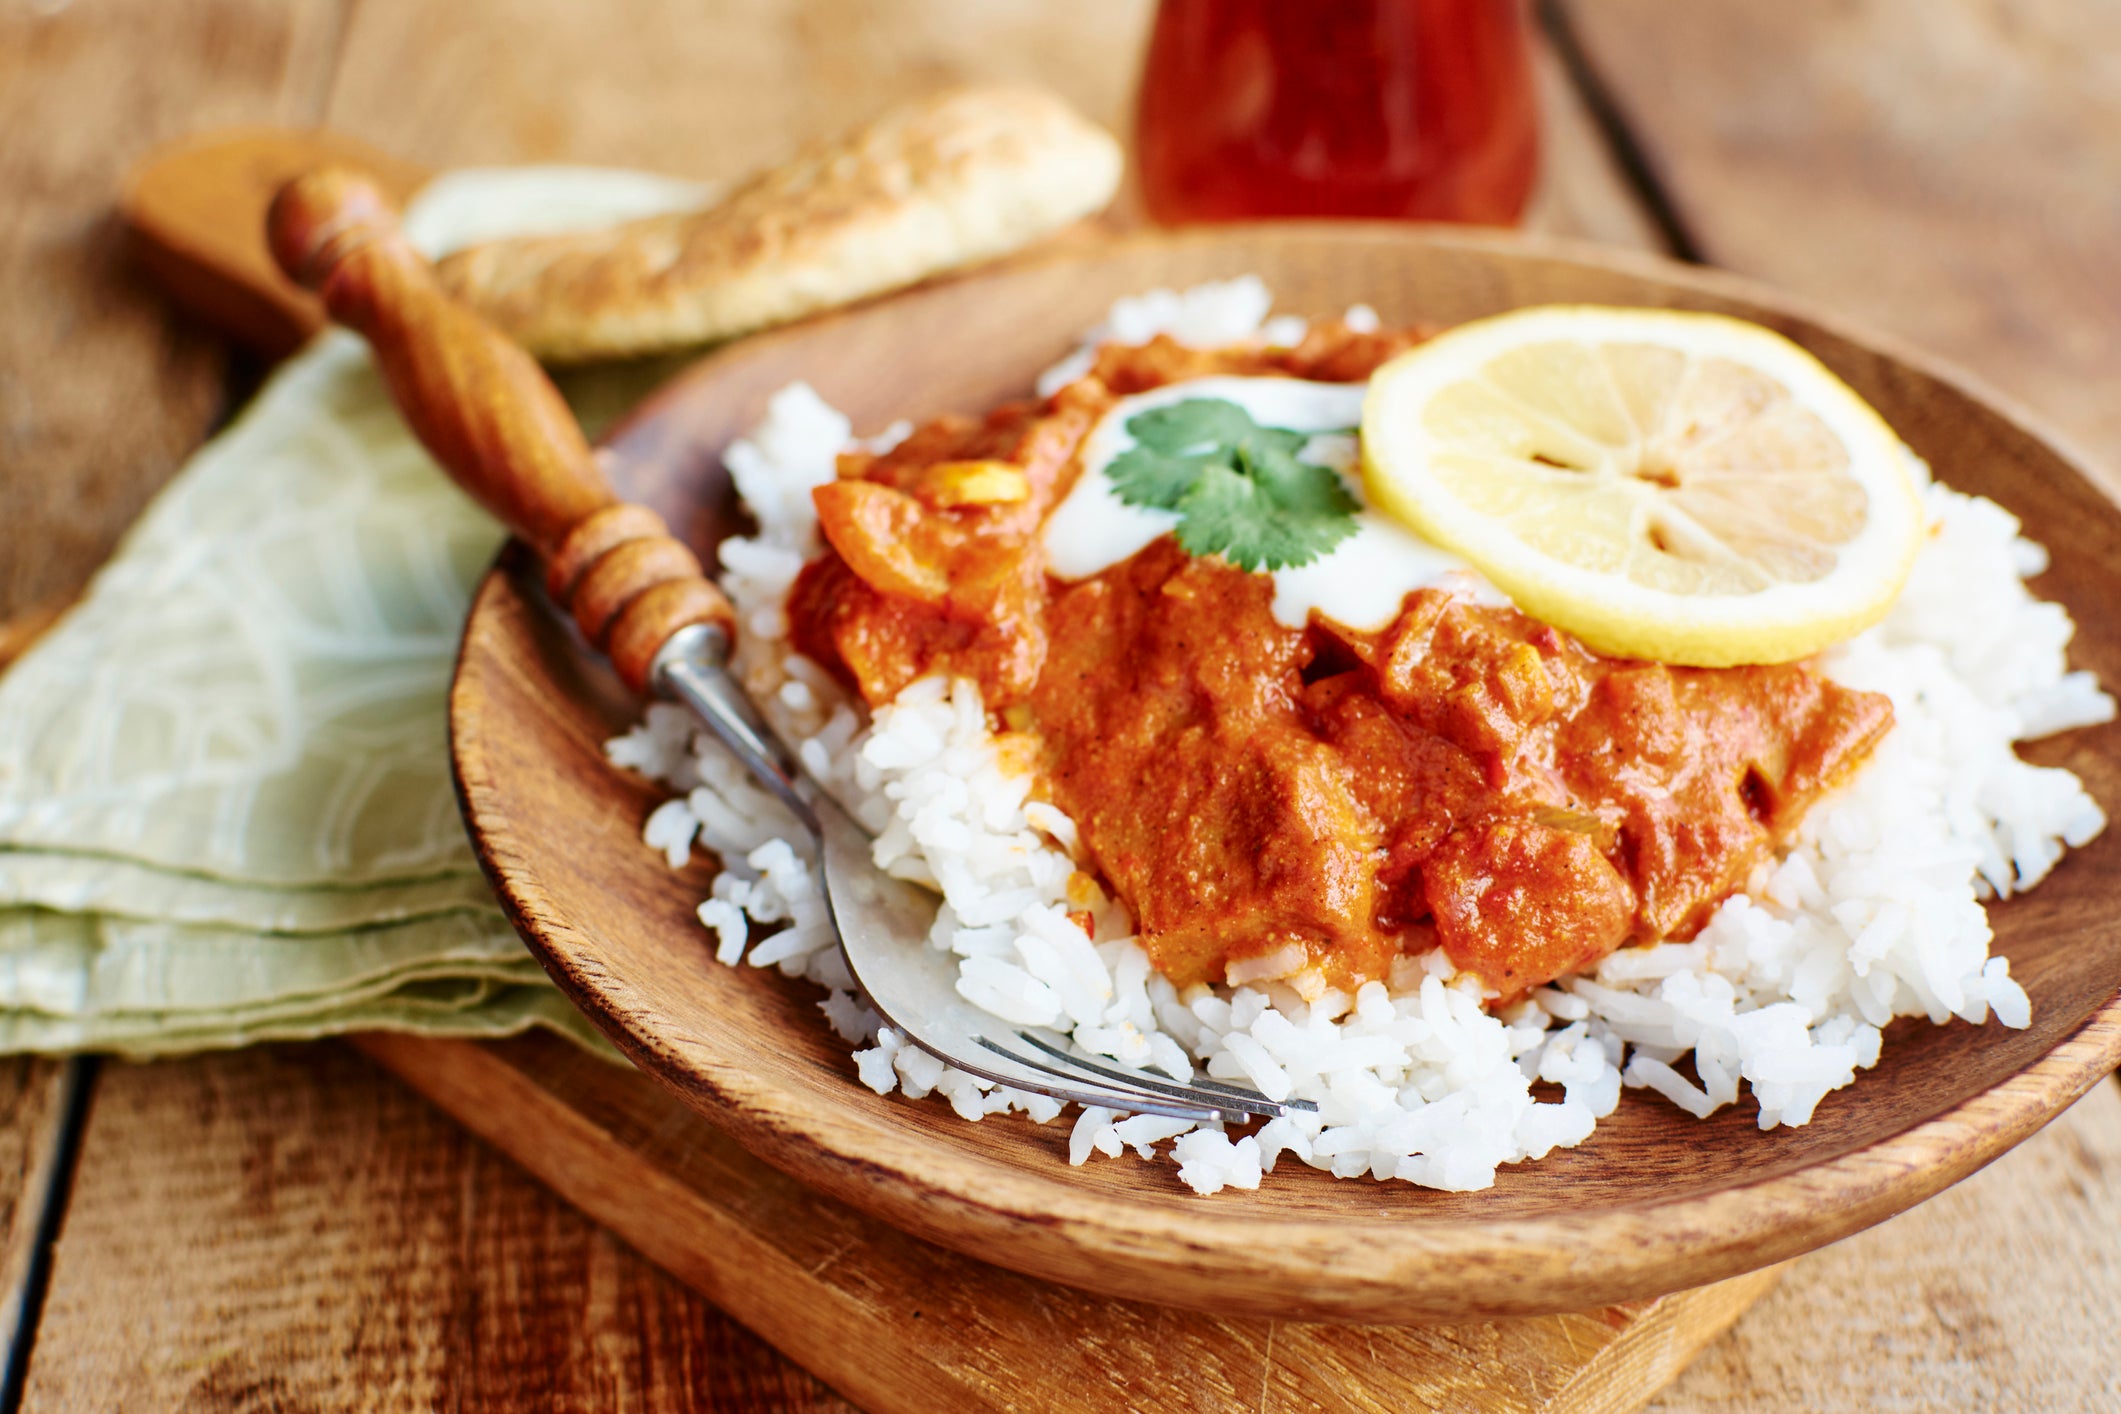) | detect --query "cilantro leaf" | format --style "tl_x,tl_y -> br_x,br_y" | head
1240,440 -> 1360,520
1107,396 -> 1361,571
1106,446 -> 1225,511
1126,398 -> 1262,455
1248,423 -> 1313,457
1174,462 -> 1359,572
